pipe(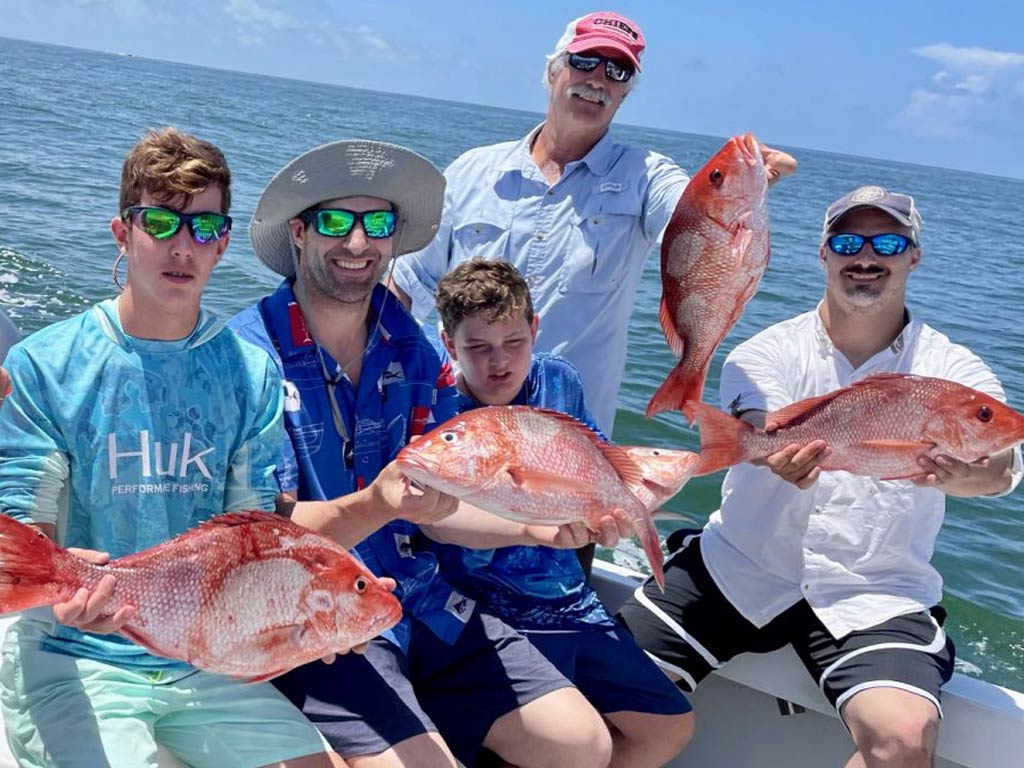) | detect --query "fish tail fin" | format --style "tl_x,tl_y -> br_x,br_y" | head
0,515 -> 70,613
645,364 -> 706,419
687,402 -> 755,476
636,512 -> 666,592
